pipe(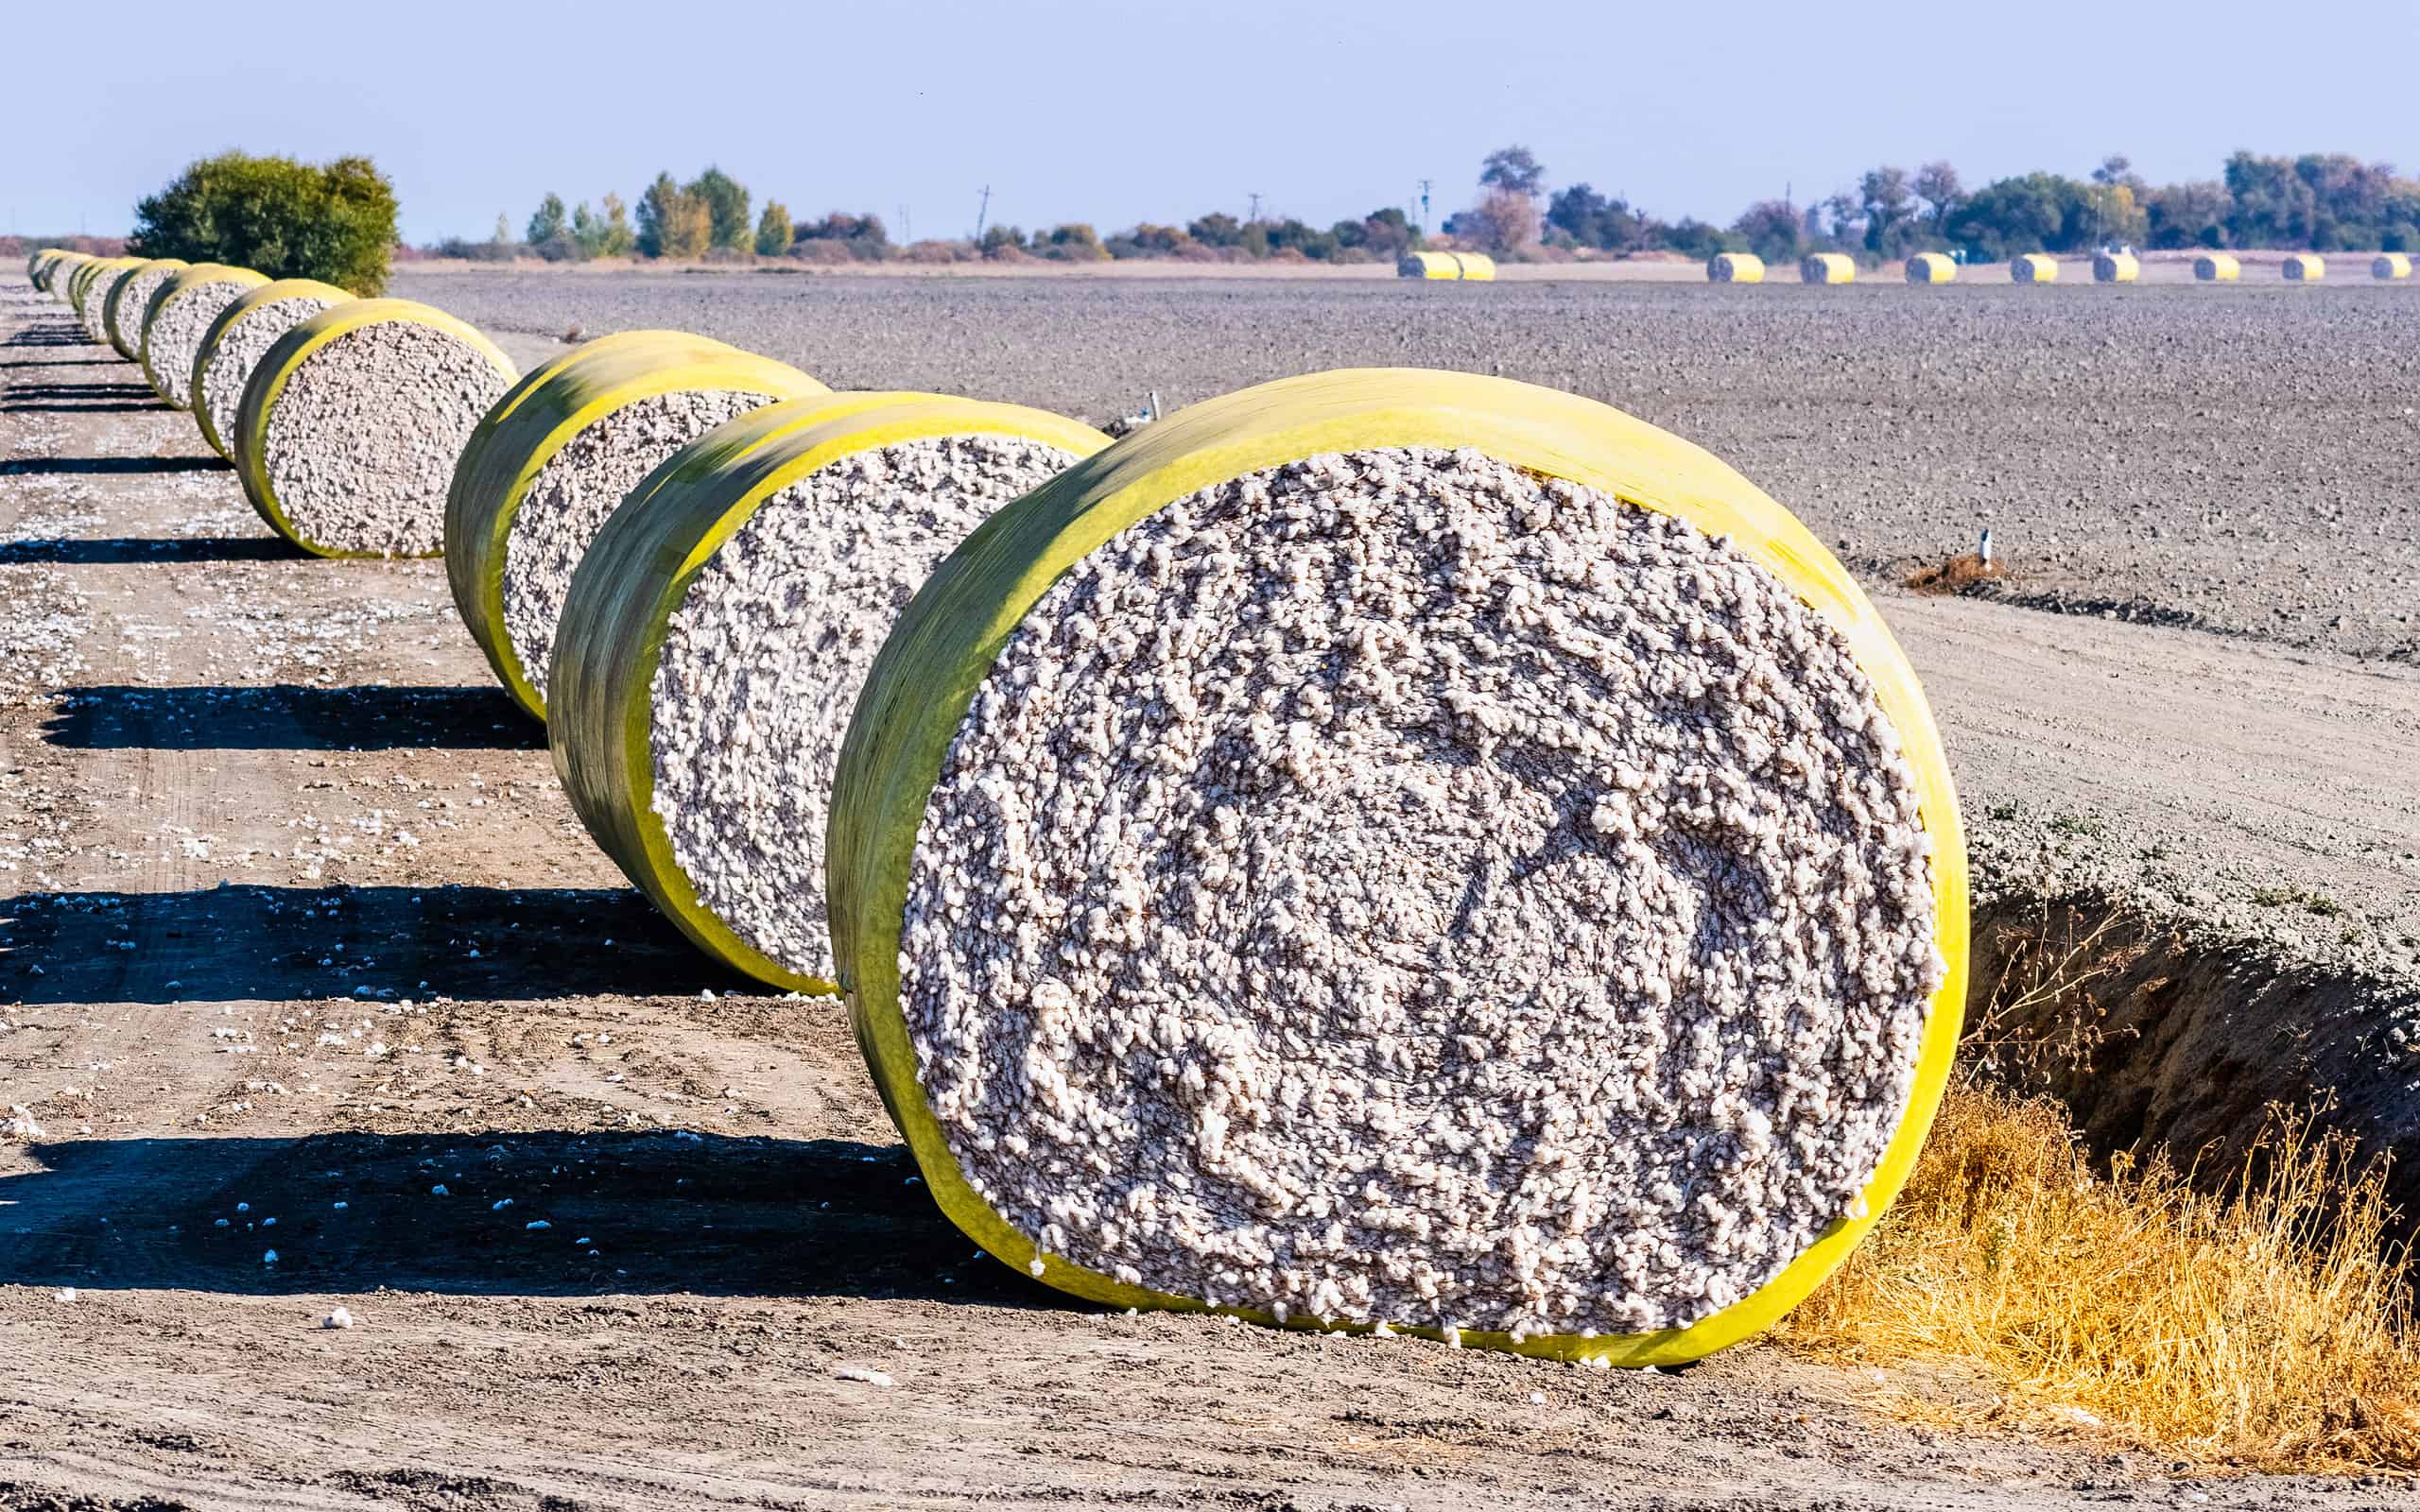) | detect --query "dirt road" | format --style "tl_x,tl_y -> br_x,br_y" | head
0,275 -> 2406,1509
